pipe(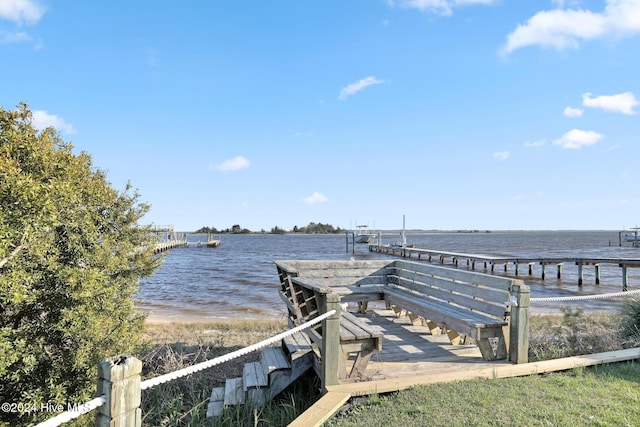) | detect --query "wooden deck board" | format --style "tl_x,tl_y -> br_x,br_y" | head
336,308 -> 488,381
289,391 -> 352,427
